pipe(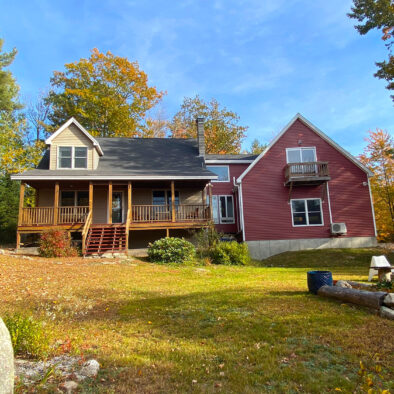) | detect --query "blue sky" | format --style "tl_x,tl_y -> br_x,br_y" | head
1,0 -> 392,154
